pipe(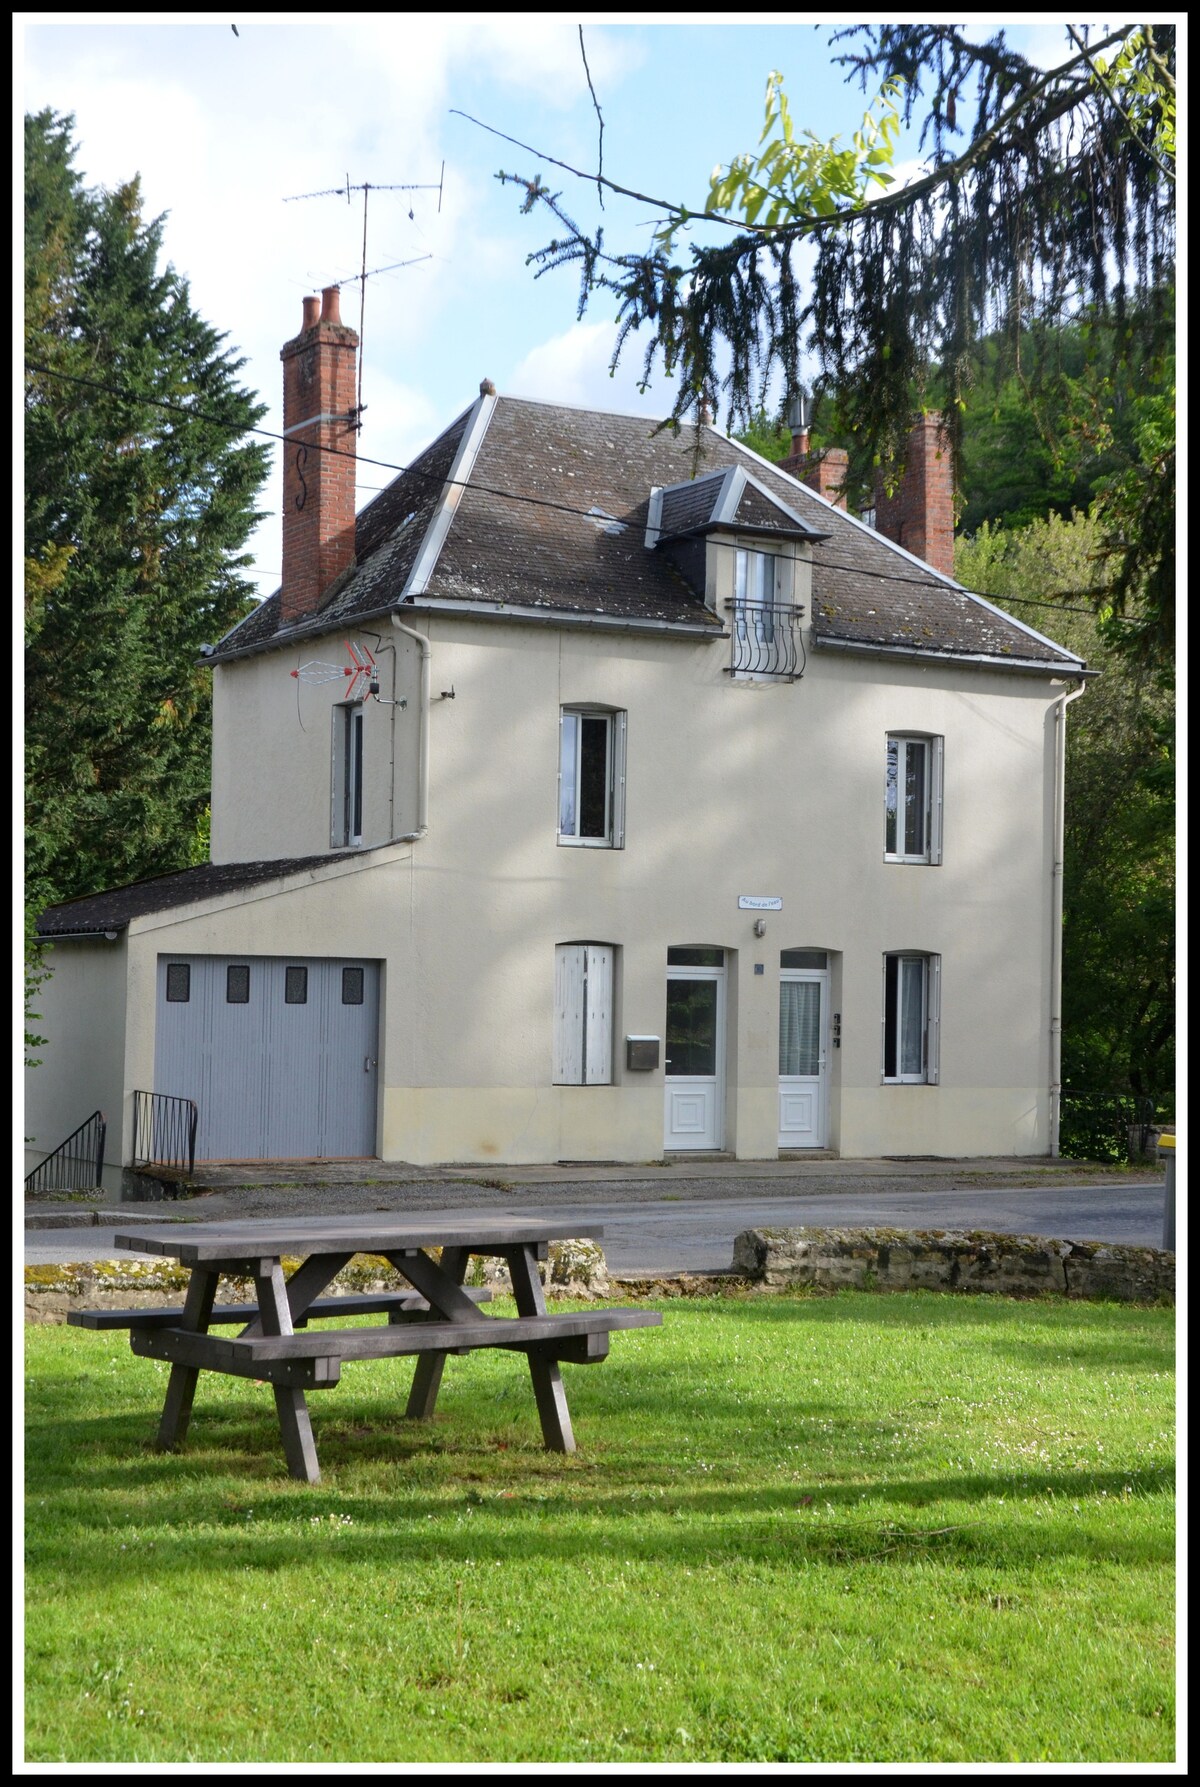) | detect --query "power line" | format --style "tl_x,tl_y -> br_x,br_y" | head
23,357 -> 1111,620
